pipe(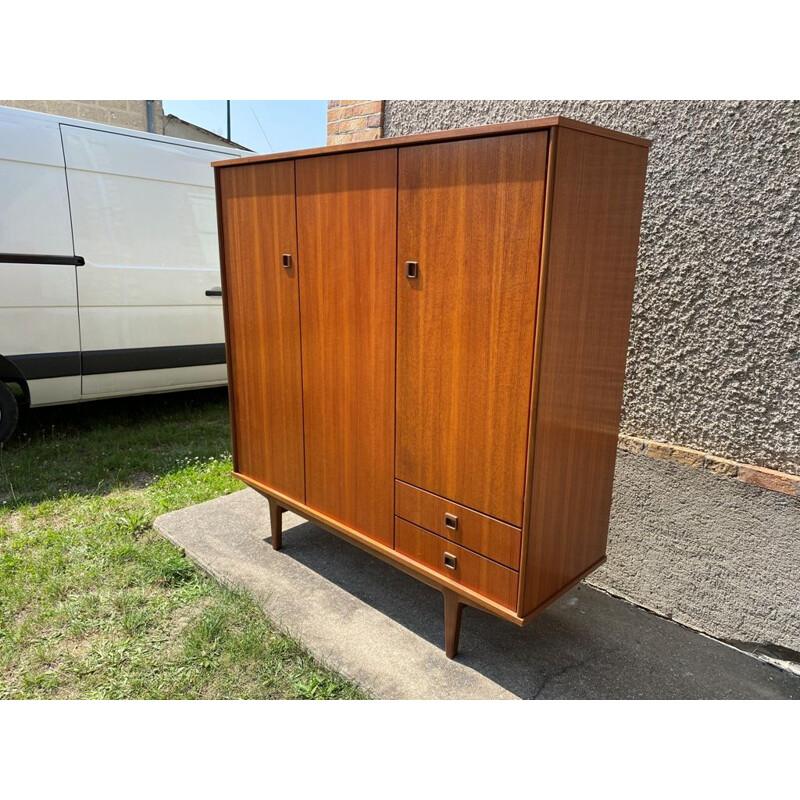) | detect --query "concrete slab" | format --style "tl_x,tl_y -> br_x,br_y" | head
154,488 -> 800,700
